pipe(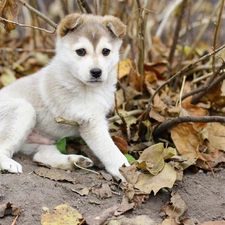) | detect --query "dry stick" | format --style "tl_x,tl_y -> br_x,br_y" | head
182,62 -> 225,101
77,0 -> 93,14
147,43 -> 225,109
101,0 -> 109,16
186,1 -> 221,58
168,0 -> 187,71
0,17 -> 56,33
76,0 -> 85,13
191,71 -> 225,104
152,116 -> 225,137
94,0 -> 99,15
212,0 -> 224,73
18,0 -> 57,28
